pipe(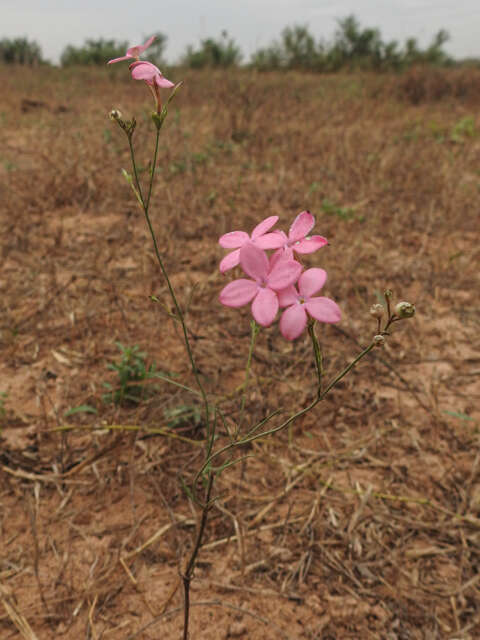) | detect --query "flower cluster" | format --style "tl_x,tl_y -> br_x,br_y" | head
219,211 -> 341,340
